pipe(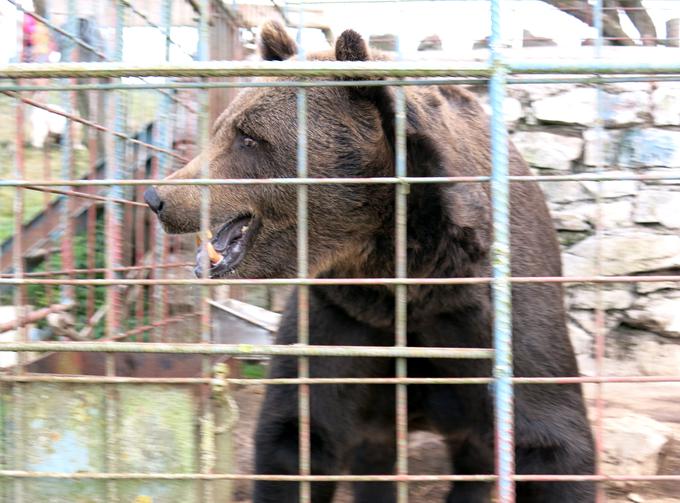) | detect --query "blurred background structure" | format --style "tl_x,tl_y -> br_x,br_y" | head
0,0 -> 679,502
